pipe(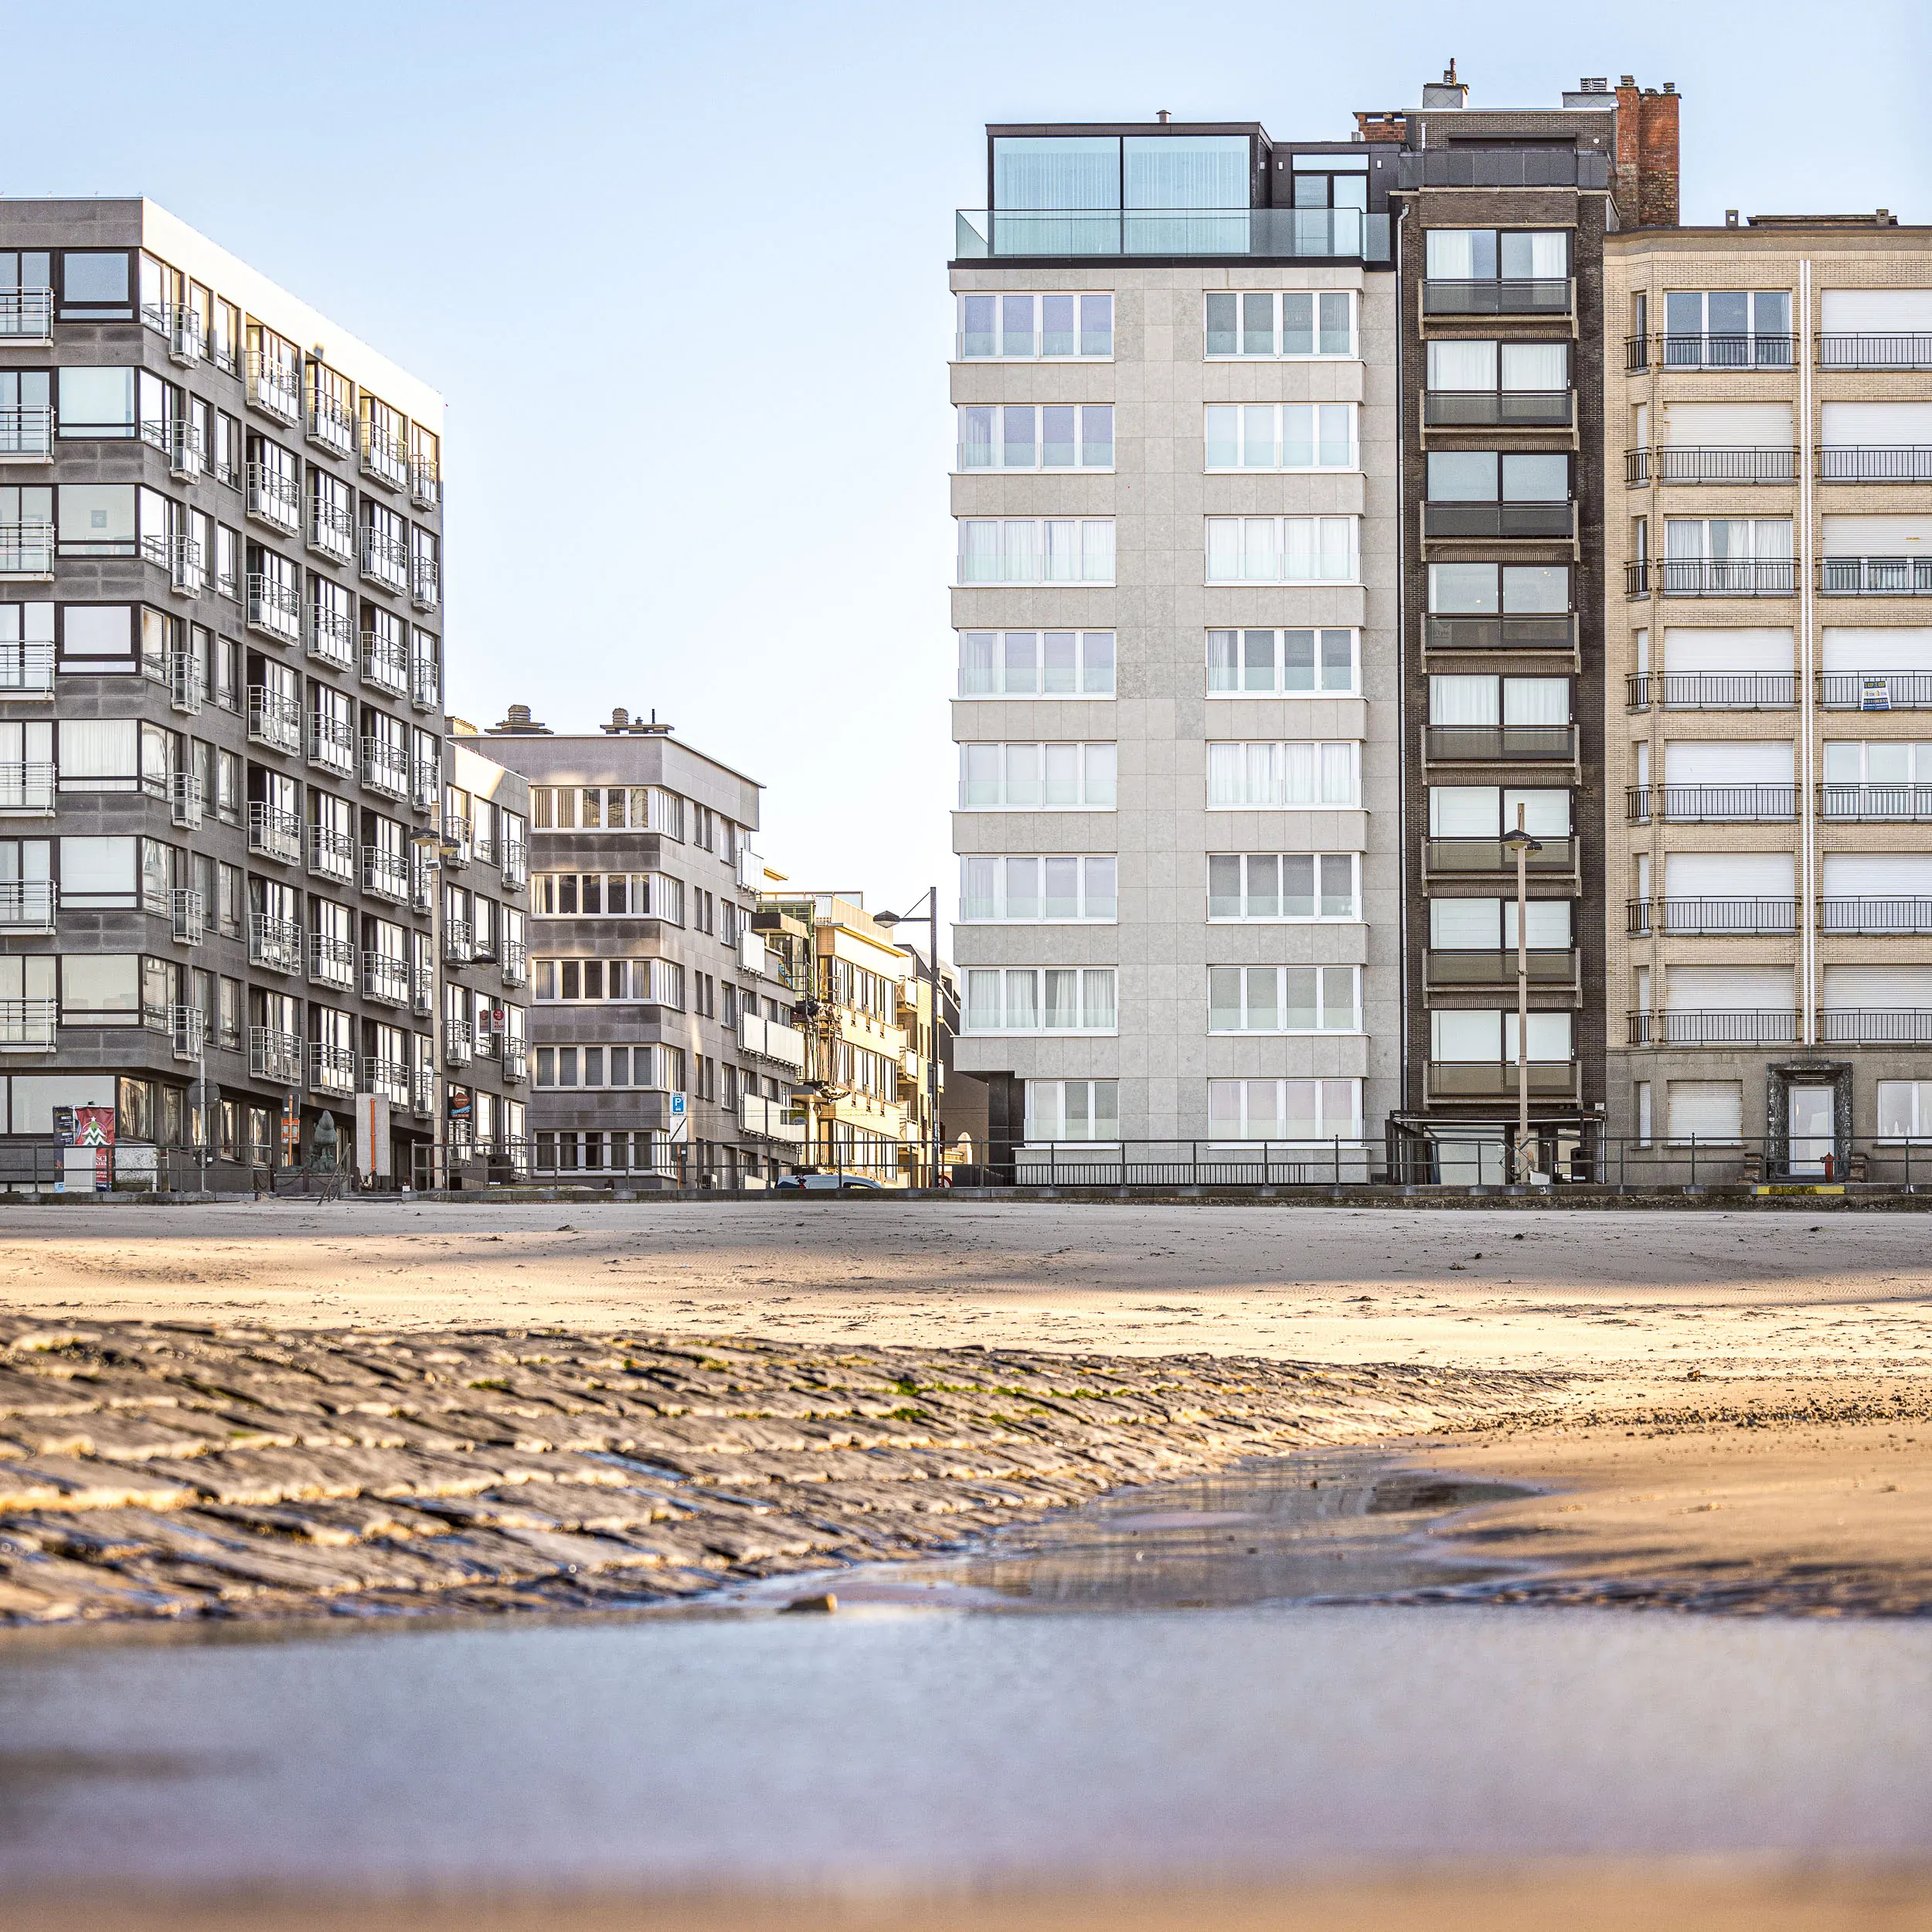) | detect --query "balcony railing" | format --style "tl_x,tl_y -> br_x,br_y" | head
1819,670 -> 1932,709
501,838 -> 528,892
501,938 -> 529,988
1819,782 -> 1932,821
360,529 -> 410,592
1422,278 -> 1573,317
954,206 -> 1389,262
308,930 -> 356,991
0,289 -> 54,343
246,355 -> 301,423
307,395 -> 355,458
1625,446 -> 1796,486
444,1017 -> 474,1066
141,530 -> 205,597
310,1041 -> 358,1097
170,770 -> 203,830
362,950 -> 410,1004
247,685 -> 302,754
440,812 -> 471,862
0,881 -> 56,931
0,997 -> 56,1050
1425,1062 -> 1580,1102
410,558 -> 440,611
0,640 -> 54,695
1821,556 -> 1932,597
502,1036 -> 528,1083
1818,446 -> 1932,484
307,713 -> 355,777
148,417 -> 205,481
1625,671 -> 1795,710
1818,1009 -> 1932,1045
410,647 -> 441,711
1424,723 -> 1576,763
1423,949 -> 1578,988
1626,784 -> 1796,823
1423,390 -> 1572,428
412,757 -> 442,813
362,1055 -> 411,1107
409,454 -> 440,510
308,496 -> 355,565
1422,501 -> 1574,539
1818,333 -> 1932,371
308,821 -> 356,884
1424,835 -> 1576,875
245,463 -> 301,534
1628,896 -> 1799,937
1655,334 -> 1797,369
1628,1009 -> 1800,1046
1818,896 -> 1932,936
247,573 -> 302,644
1398,149 -> 1608,189
412,962 -> 435,1016
248,802 -> 303,864
443,919 -> 474,965
0,762 -> 56,814
247,913 -> 302,973
307,604 -> 355,671
412,1065 -> 437,1117
410,852 -> 434,914
168,646 -> 203,716
0,523 -> 55,577
170,886 -> 206,946
169,1003 -> 203,1062
1628,560 -> 1796,598
1423,613 -> 1576,653
0,405 -> 53,461
361,630 -> 410,697
360,424 -> 409,491
361,736 -> 410,799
